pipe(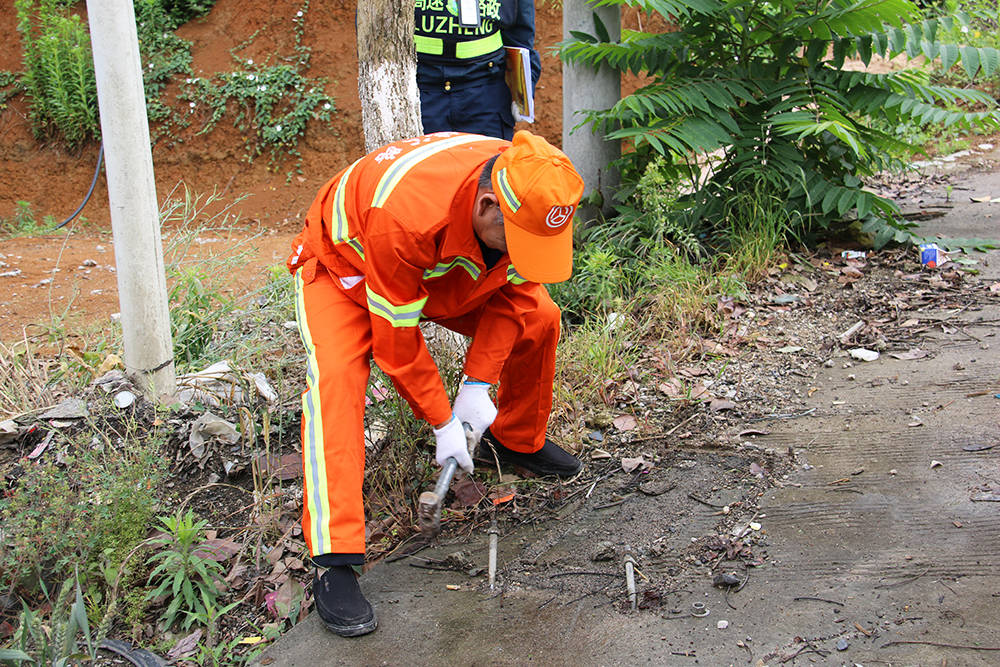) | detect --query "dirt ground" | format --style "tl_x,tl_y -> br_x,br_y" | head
257,154 -> 1000,666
